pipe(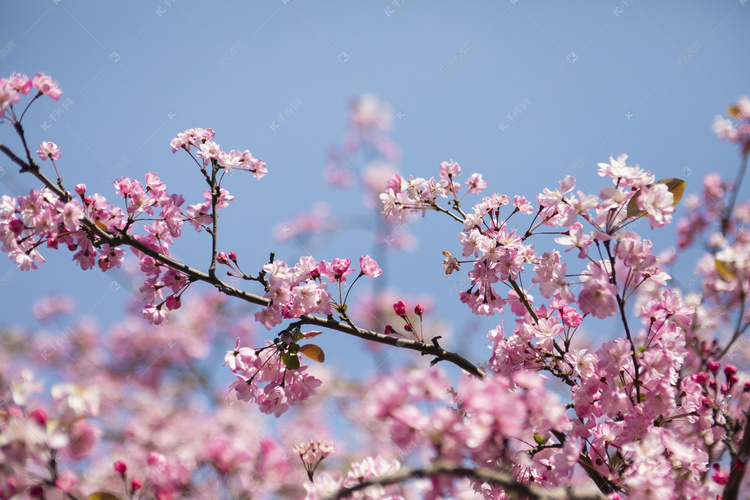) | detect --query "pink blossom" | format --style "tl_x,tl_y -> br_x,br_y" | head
31,72 -> 62,101
578,263 -> 619,319
439,159 -> 461,179
1,72 -> 32,95
359,254 -> 382,277
36,142 -> 61,161
464,173 -> 487,193
637,183 -> 675,228
55,471 -> 77,493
